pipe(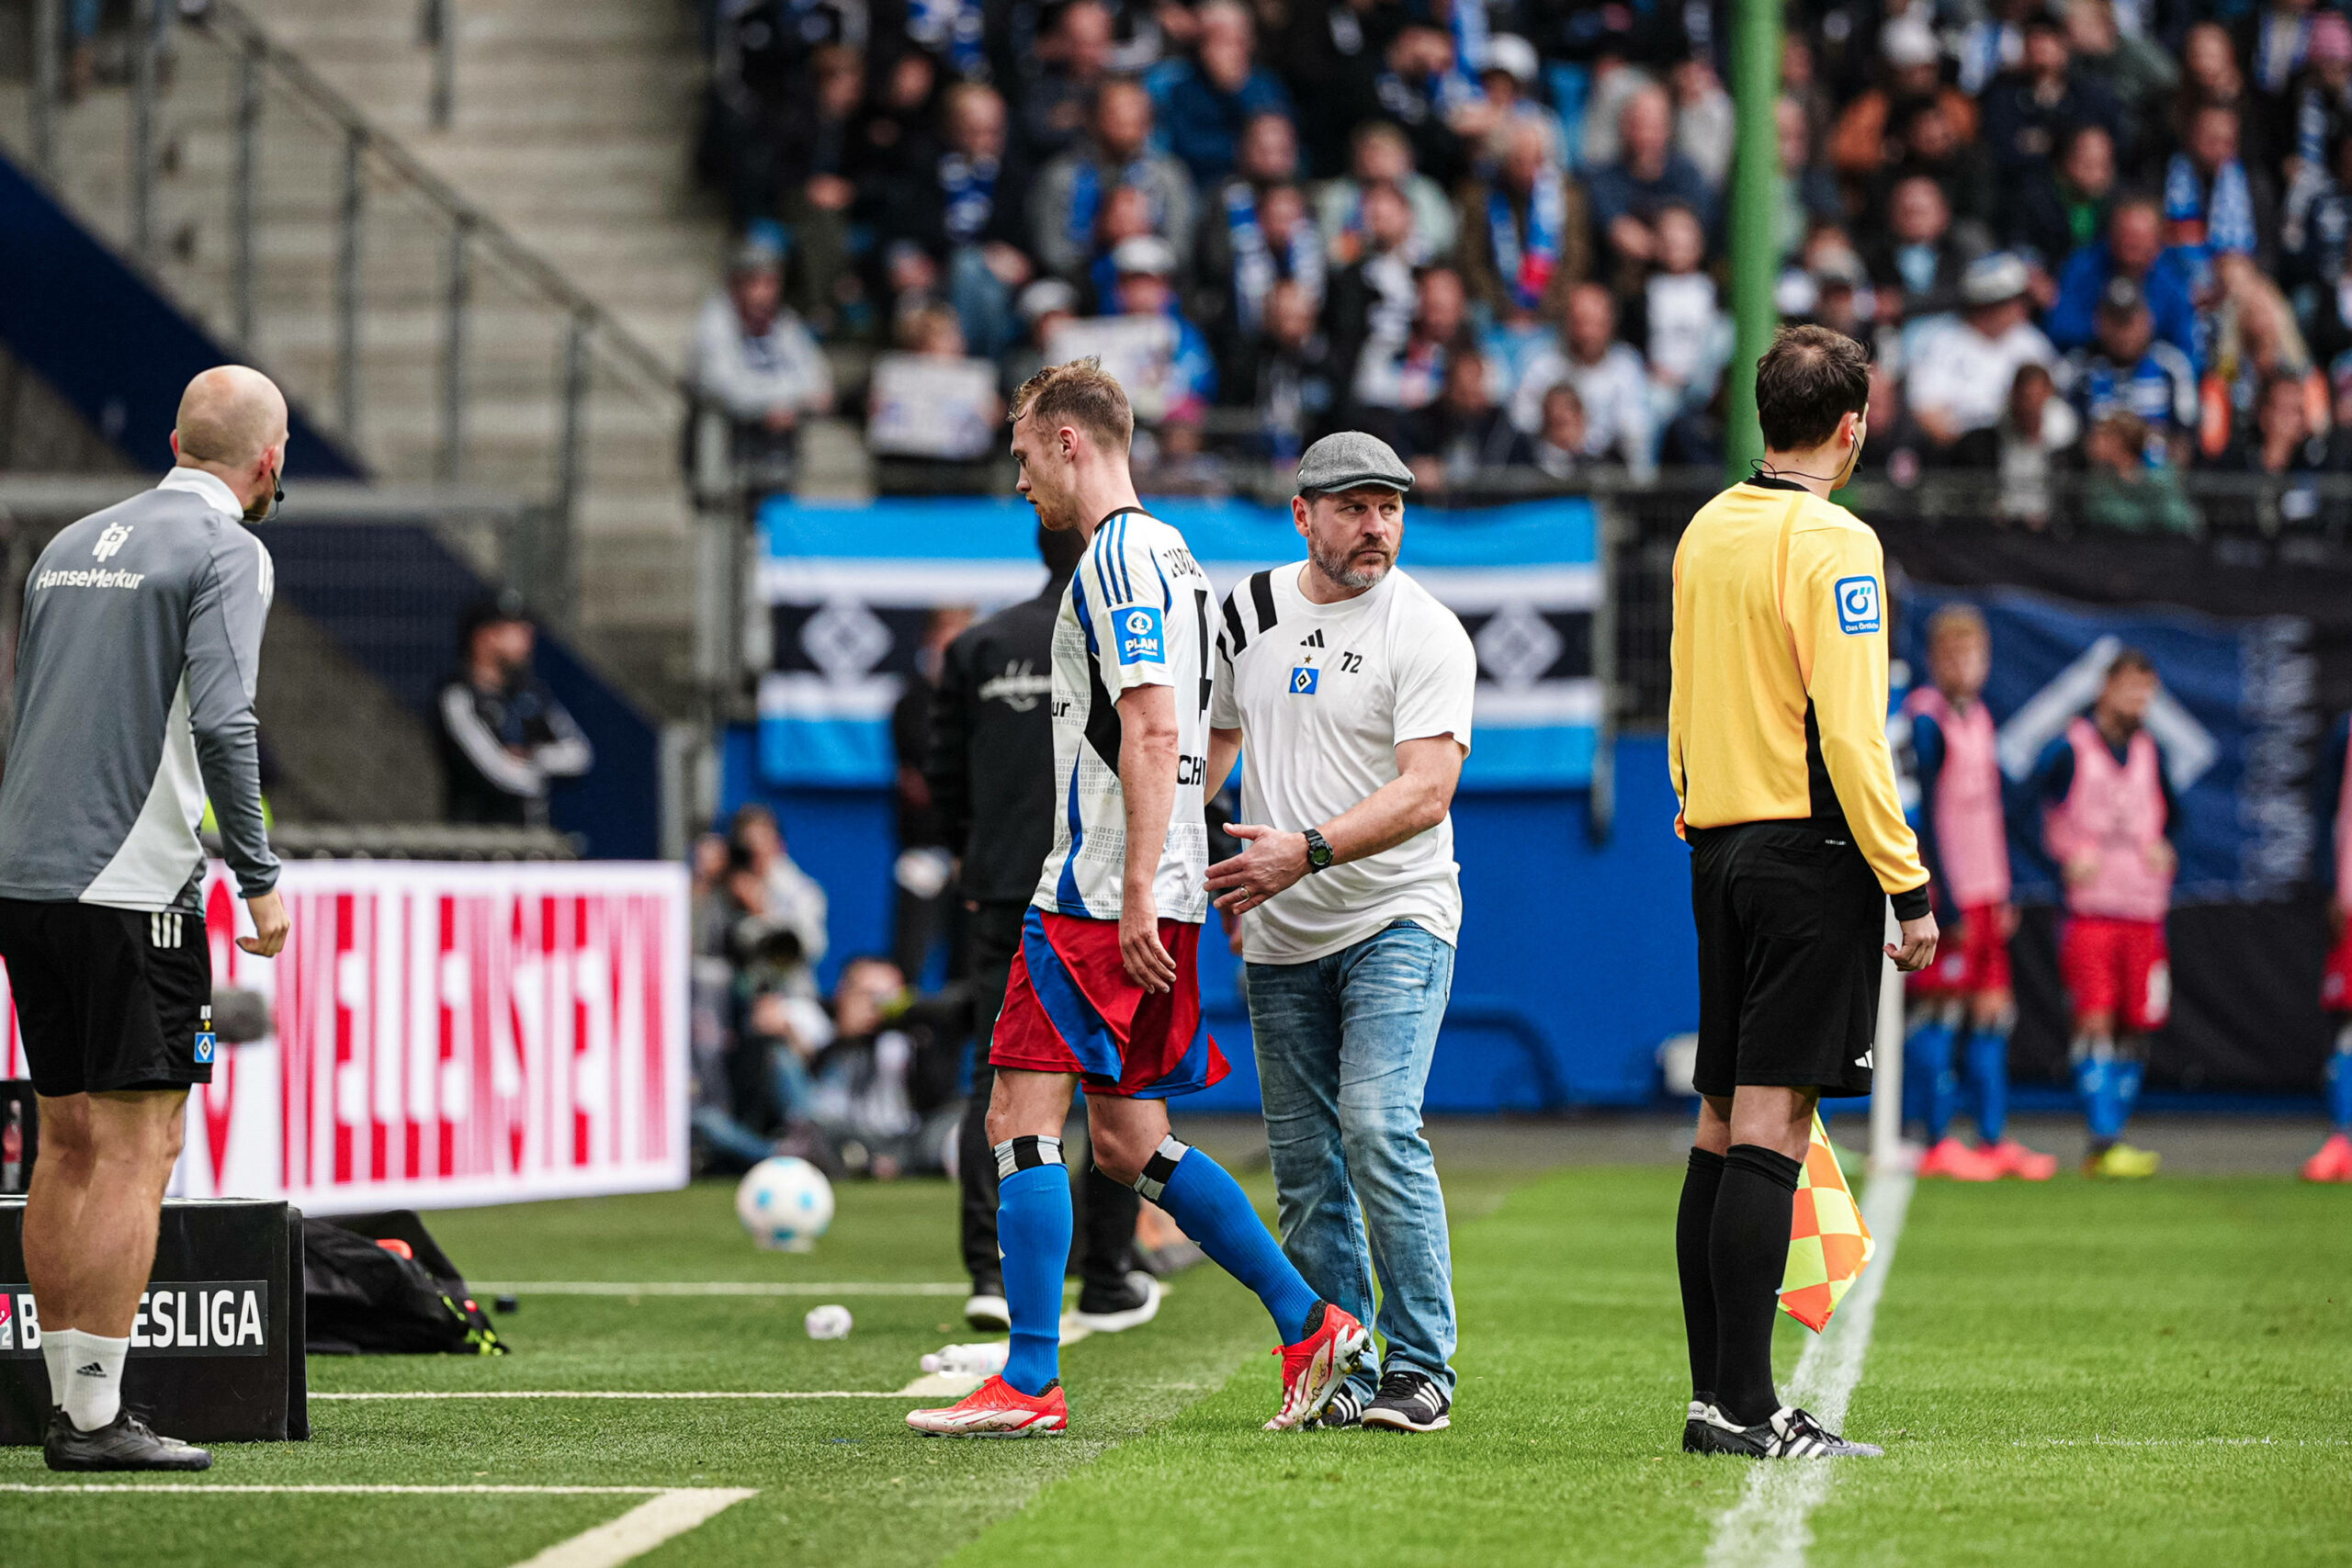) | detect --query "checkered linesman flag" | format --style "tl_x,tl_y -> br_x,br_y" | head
1779,1111 -> 1875,1333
